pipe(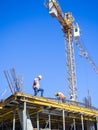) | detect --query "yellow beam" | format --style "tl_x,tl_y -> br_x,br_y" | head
15,93 -> 98,117
0,92 -> 98,123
